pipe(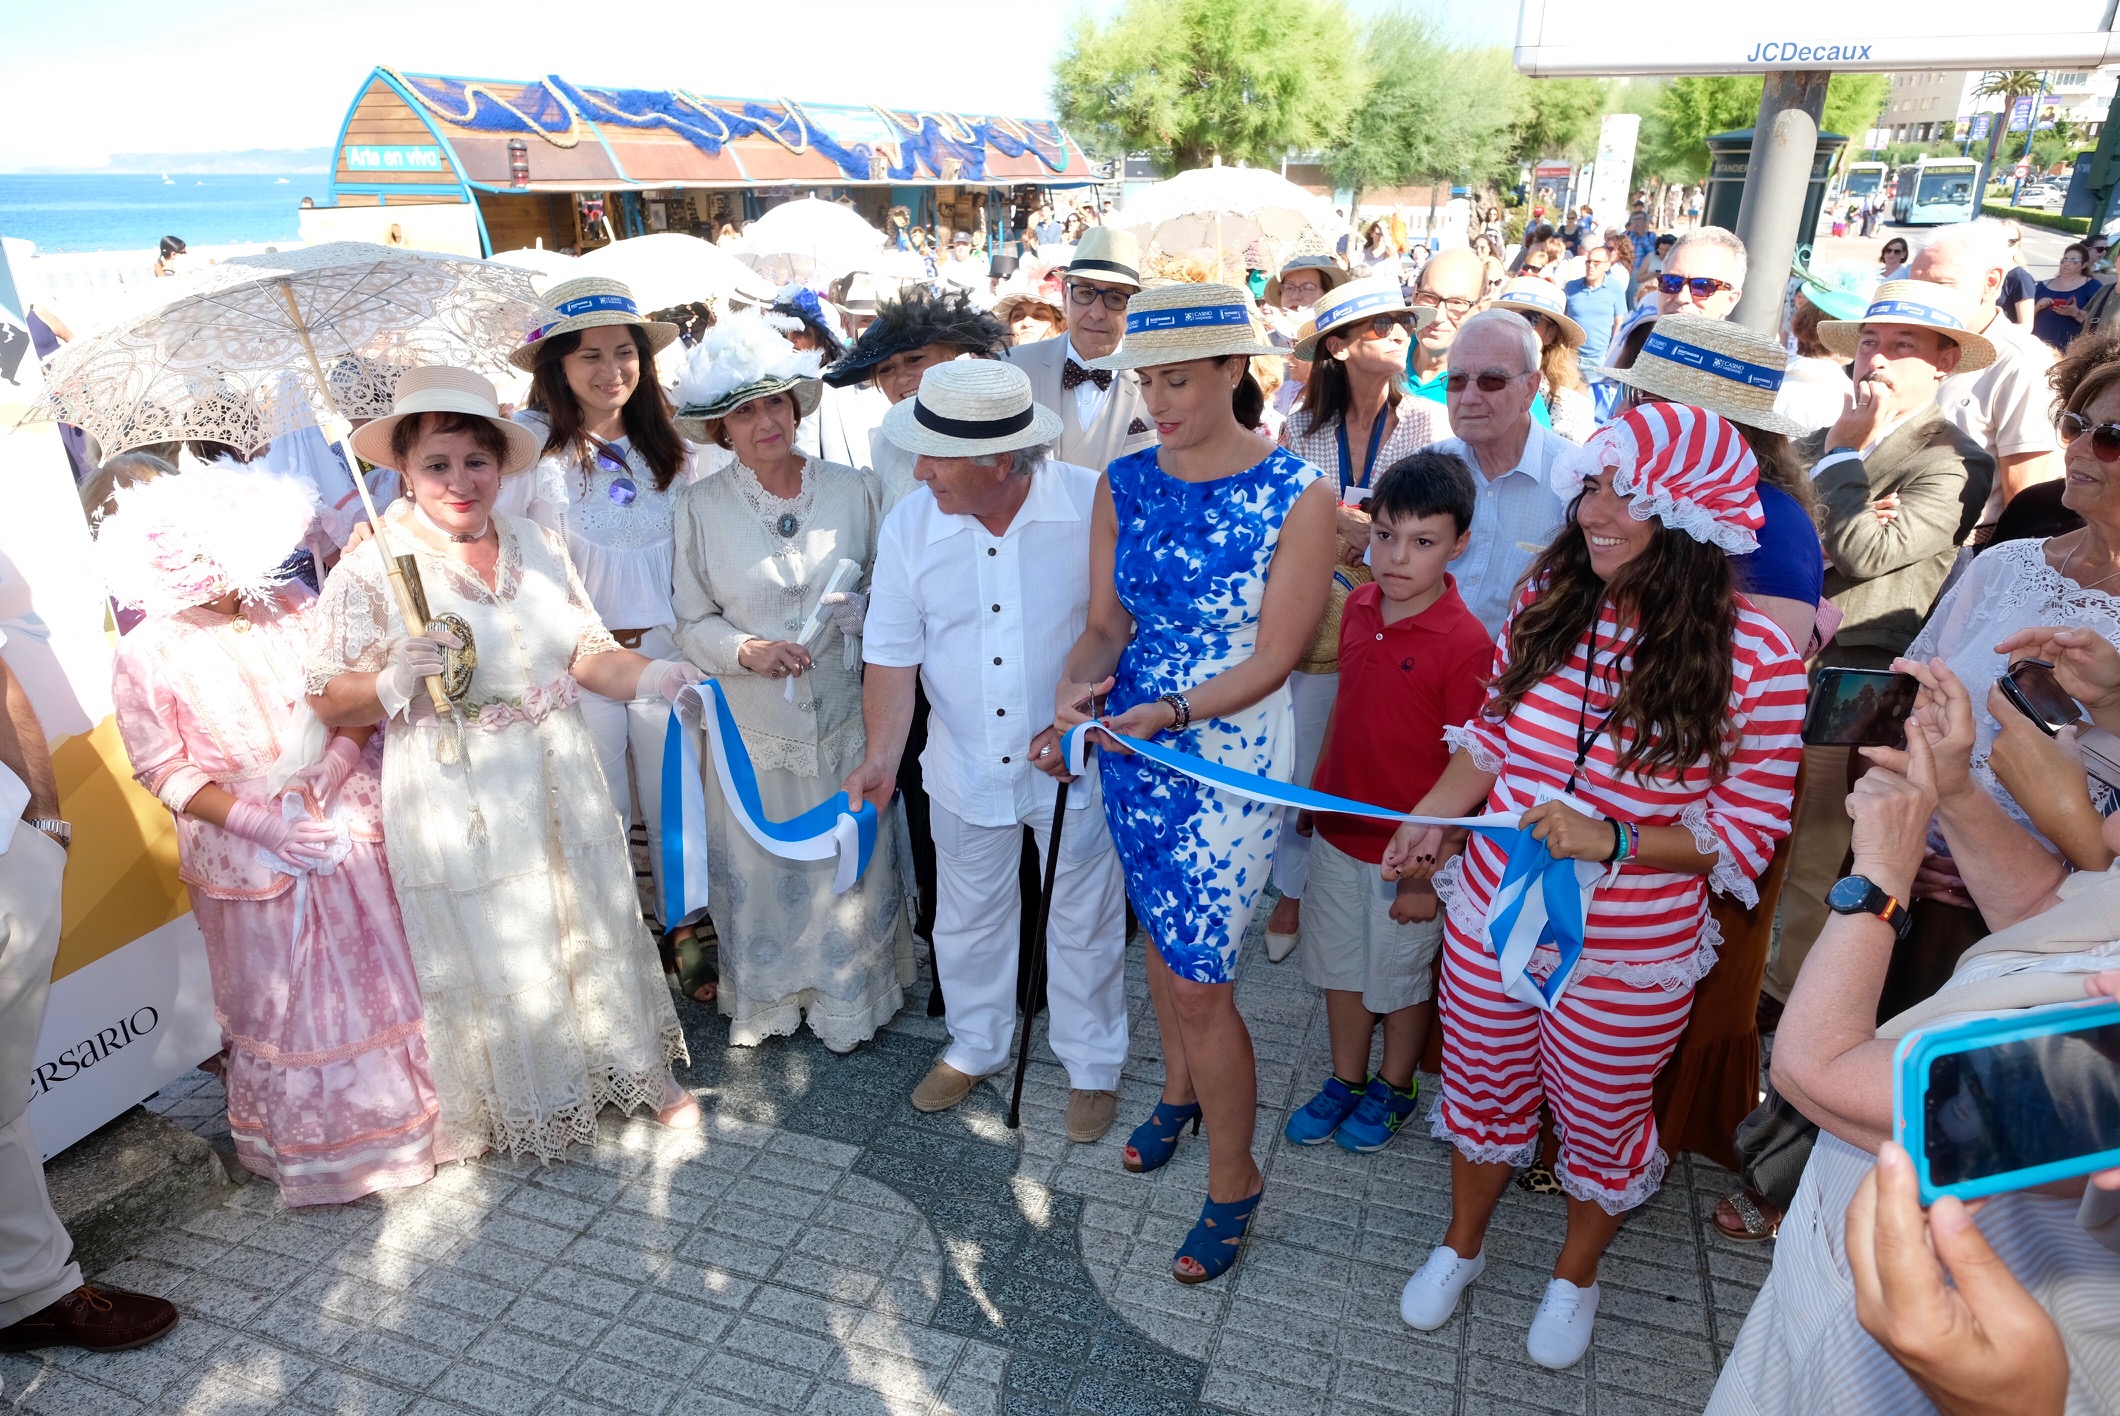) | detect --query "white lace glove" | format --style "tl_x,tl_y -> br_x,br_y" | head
374,634 -> 448,721
819,590 -> 867,668
638,659 -> 707,705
